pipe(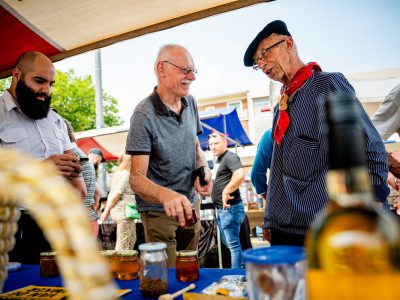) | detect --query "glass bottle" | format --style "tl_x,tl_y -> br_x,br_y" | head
139,242 -> 168,297
175,250 -> 199,282
306,94 -> 400,299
